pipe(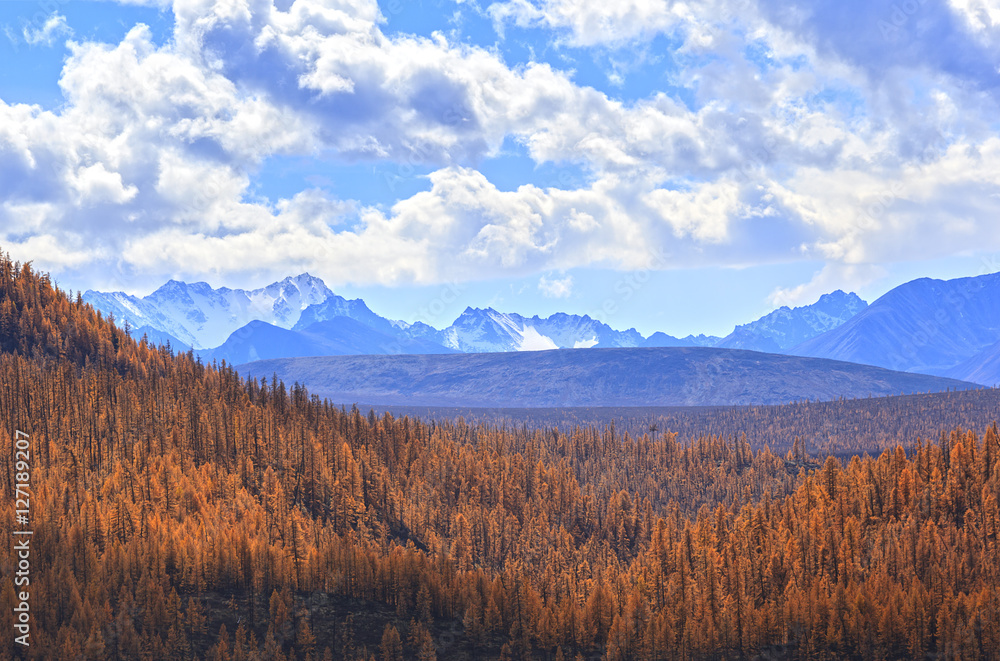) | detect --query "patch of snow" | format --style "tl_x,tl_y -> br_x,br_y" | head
519,326 -> 559,351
